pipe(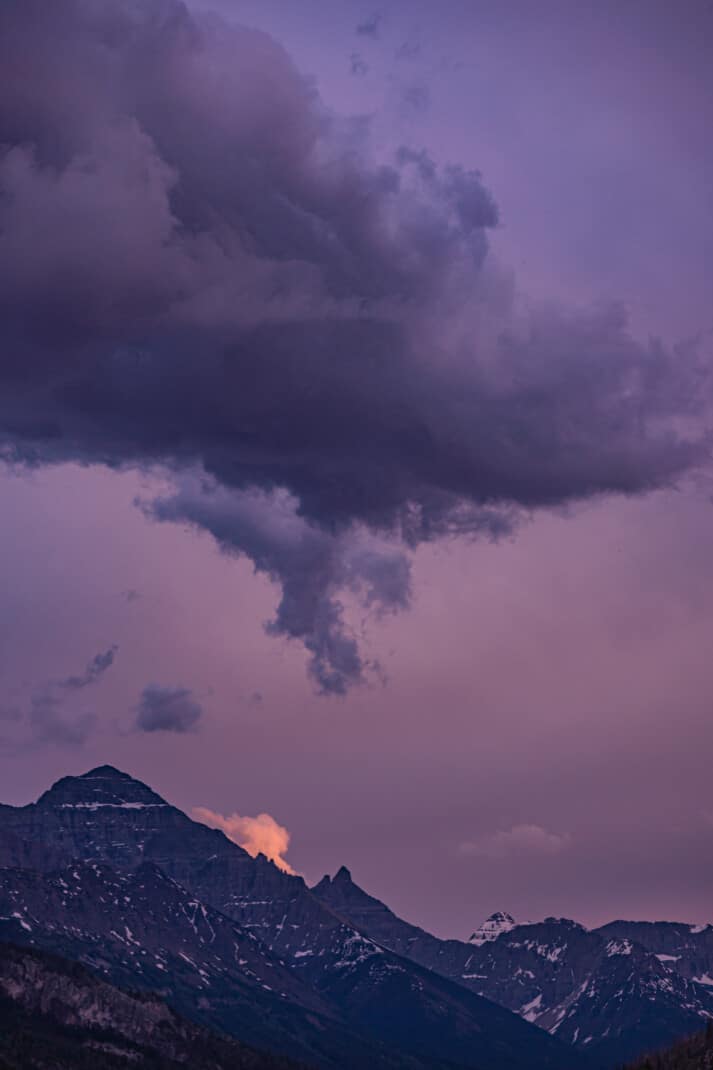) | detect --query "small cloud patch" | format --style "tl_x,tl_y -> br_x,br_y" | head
356,13 -> 381,38
135,684 -> 202,734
